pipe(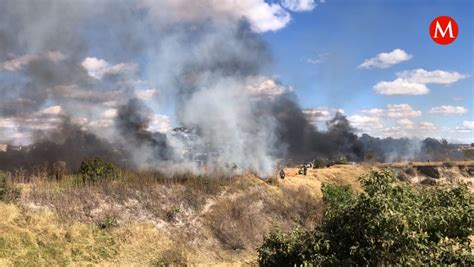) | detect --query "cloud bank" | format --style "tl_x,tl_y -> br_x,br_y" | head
374,69 -> 469,95
359,49 -> 412,69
